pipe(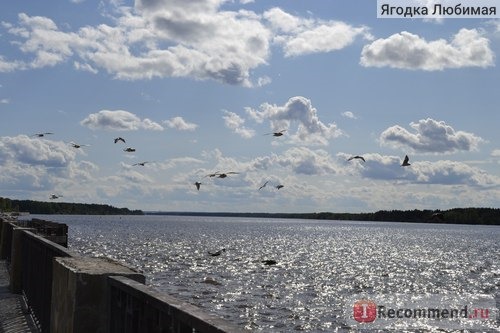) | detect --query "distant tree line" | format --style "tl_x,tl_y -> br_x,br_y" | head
2,196 -> 498,224
0,197 -> 143,215
148,208 -> 500,225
